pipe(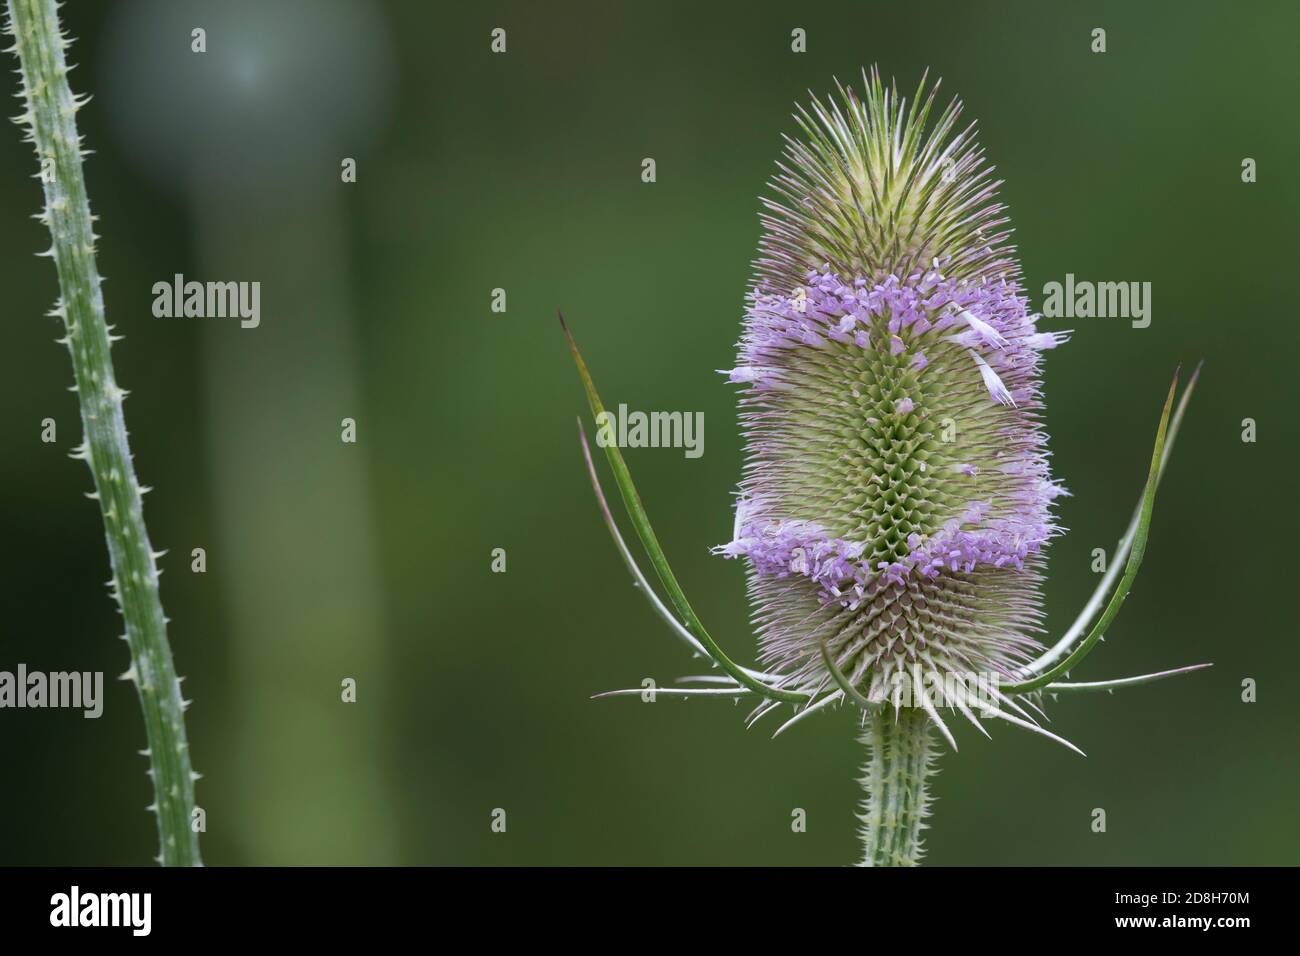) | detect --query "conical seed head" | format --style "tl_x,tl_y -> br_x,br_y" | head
718,70 -> 1068,705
